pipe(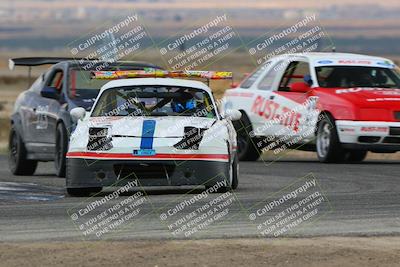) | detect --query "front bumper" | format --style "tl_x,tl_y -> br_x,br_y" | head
336,120 -> 400,152
66,157 -> 230,188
